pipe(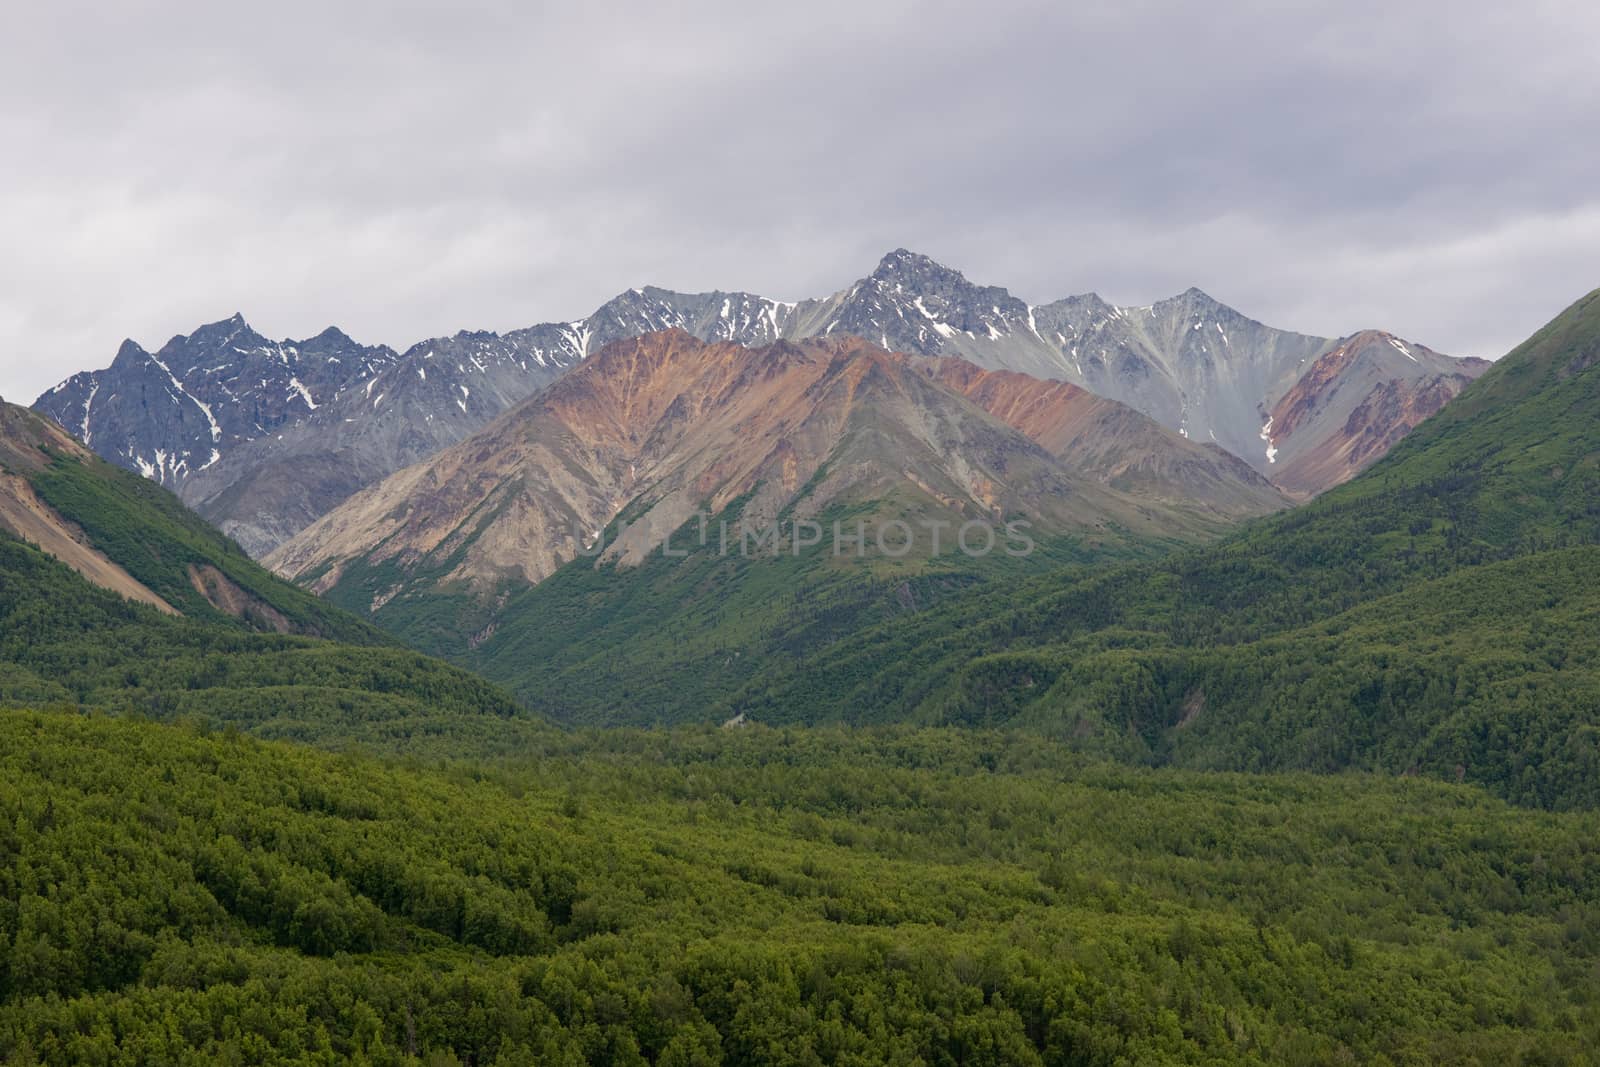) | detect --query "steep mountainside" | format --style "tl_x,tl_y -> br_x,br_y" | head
787,257 -> 1340,458
914,357 -> 1286,518
0,394 -> 531,750
0,398 -> 385,640
0,449 -> 531,765
37,252 -> 1482,555
723,286 -> 1600,808
177,325 -> 593,554
1263,330 -> 1490,498
163,290 -> 799,555
0,403 -> 175,614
